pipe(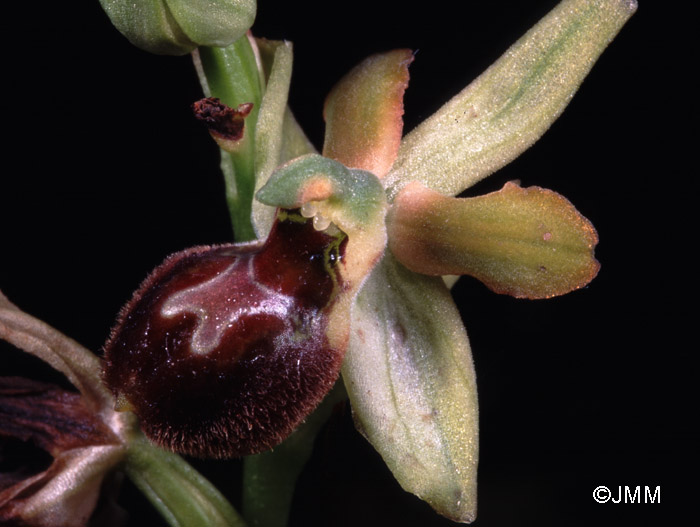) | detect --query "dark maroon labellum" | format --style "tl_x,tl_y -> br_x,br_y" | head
104,212 -> 347,458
